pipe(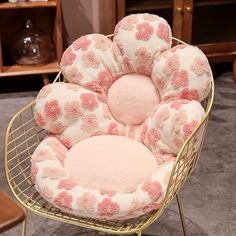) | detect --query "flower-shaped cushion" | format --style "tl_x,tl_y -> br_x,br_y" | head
32,13 -> 212,220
